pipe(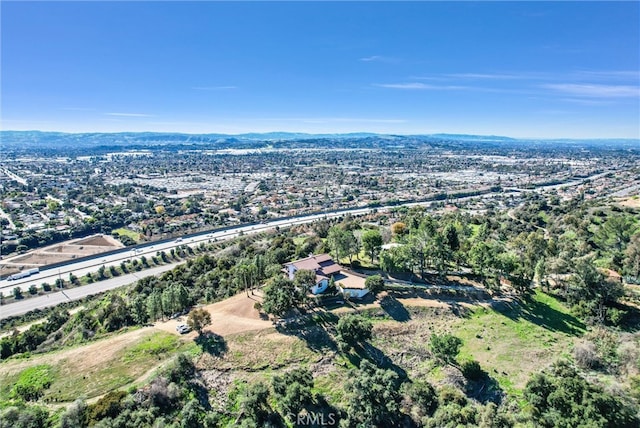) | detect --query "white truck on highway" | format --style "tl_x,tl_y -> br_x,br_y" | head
7,267 -> 40,281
